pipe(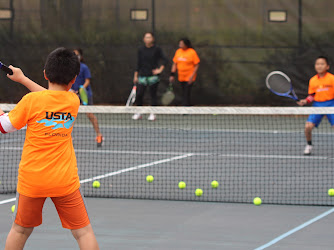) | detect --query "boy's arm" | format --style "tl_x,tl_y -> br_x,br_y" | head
7,66 -> 46,92
0,113 -> 17,134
